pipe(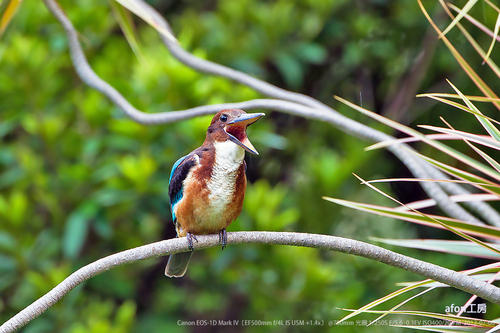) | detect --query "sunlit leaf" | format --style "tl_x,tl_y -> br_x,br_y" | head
367,178 -> 494,186
398,273 -> 500,287
336,279 -> 432,324
446,2 -> 500,77
0,0 -> 22,37
417,95 -> 500,124
436,117 -> 500,173
464,146 -> 499,175
483,13 -> 500,64
447,2 -> 500,43
486,324 -> 500,333
110,0 -> 143,60
419,0 -> 500,110
417,93 -> 500,103
464,141 -> 500,173
338,263 -> 500,324
446,80 -> 500,142
439,0 -> 478,38
416,153 -> 500,196
368,287 -> 437,326
112,0 -> 177,43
